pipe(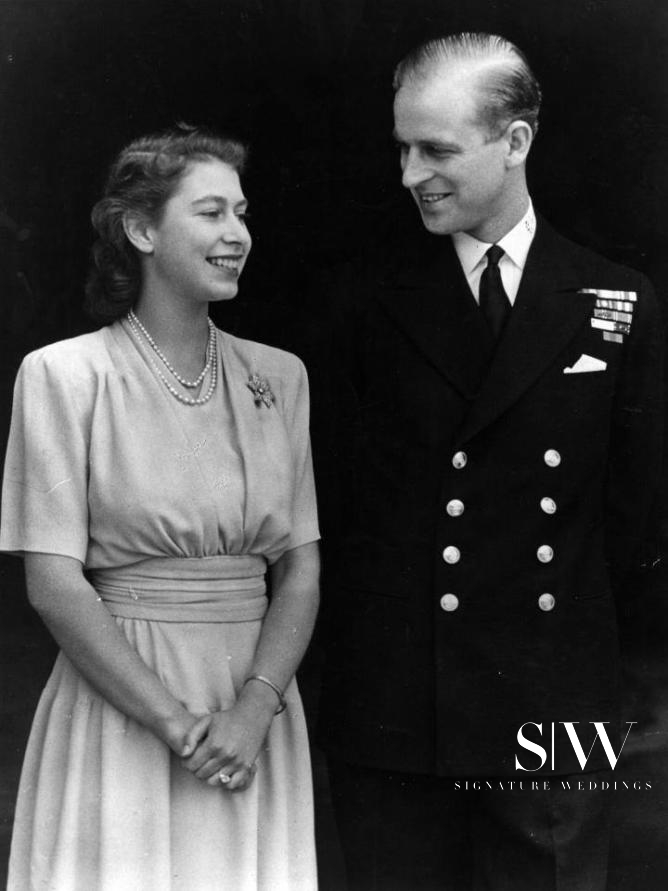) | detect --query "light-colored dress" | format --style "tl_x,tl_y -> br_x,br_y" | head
0,319 -> 320,891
